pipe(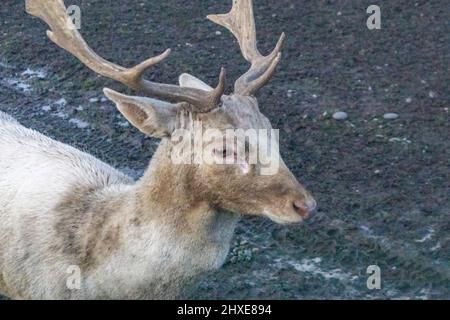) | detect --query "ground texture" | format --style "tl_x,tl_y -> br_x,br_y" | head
0,0 -> 448,299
